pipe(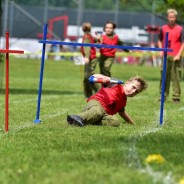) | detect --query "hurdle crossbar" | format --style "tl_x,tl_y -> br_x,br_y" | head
39,40 -> 172,52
